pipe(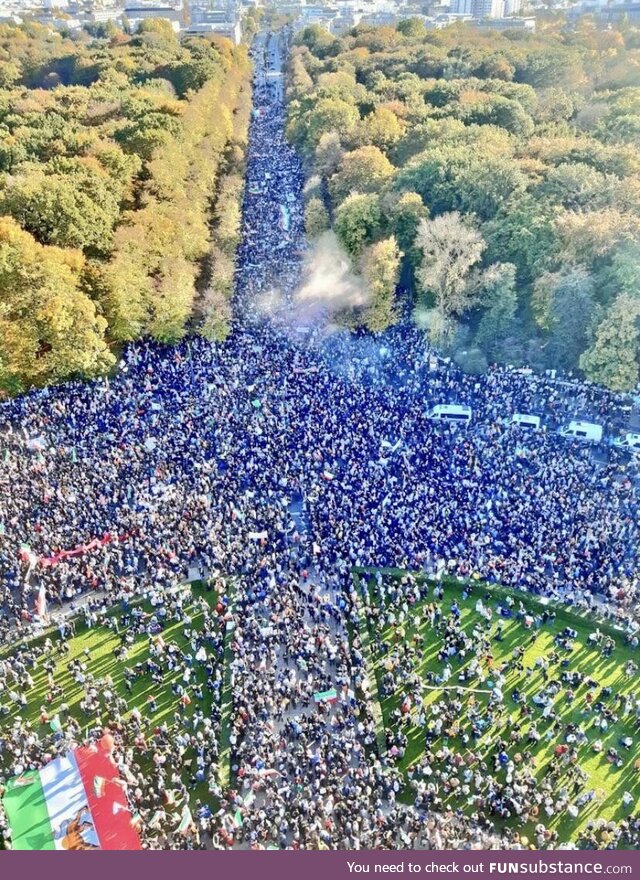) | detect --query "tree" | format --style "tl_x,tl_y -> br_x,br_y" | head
353,24 -> 402,53
0,60 -> 20,89
415,212 -> 486,325
199,246 -> 233,342
214,173 -> 244,256
298,25 -> 340,60
167,40 -> 225,96
329,145 -> 394,205
478,55 -> 515,82
473,263 -> 519,359
334,192 -> 382,257
454,347 -> 489,375
289,53 -> 314,95
0,164 -> 121,252
147,256 -> 195,342
580,294 -> 639,391
485,195 -> 560,283
315,132 -> 344,178
455,158 -> 528,221
316,70 -> 364,104
396,18 -> 427,39
242,7 -> 263,43
534,87 -> 578,125
398,148 -> 525,220
555,209 -> 640,263
97,253 -> 151,341
360,236 -> 402,332
305,197 -> 330,238
515,47 -> 584,90
136,18 -> 178,41
356,106 -> 405,152
303,97 -> 360,151
0,218 -> 113,393
540,161 -> 609,210
397,146 -> 469,216
465,95 -> 535,139
384,191 -> 428,256
533,268 -> 597,370
603,241 -> 640,298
